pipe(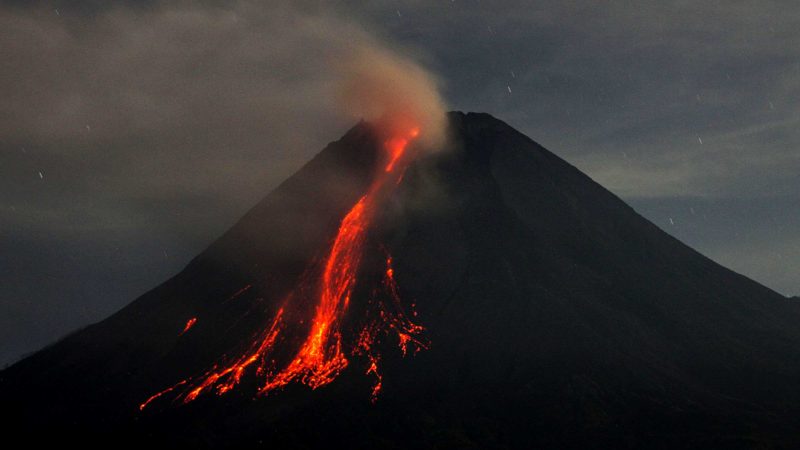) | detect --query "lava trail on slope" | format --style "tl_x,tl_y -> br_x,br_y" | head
141,126 -> 428,410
